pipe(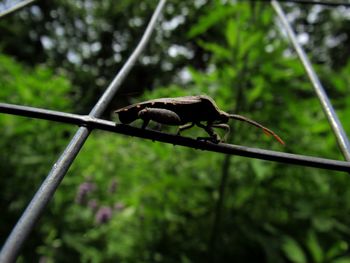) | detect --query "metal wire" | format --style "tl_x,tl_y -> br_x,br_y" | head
1,0 -> 349,261
0,102 -> 349,173
253,0 -> 350,7
89,2 -> 166,117
0,0 -> 37,19
271,0 -> 350,161
0,1 -> 166,262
